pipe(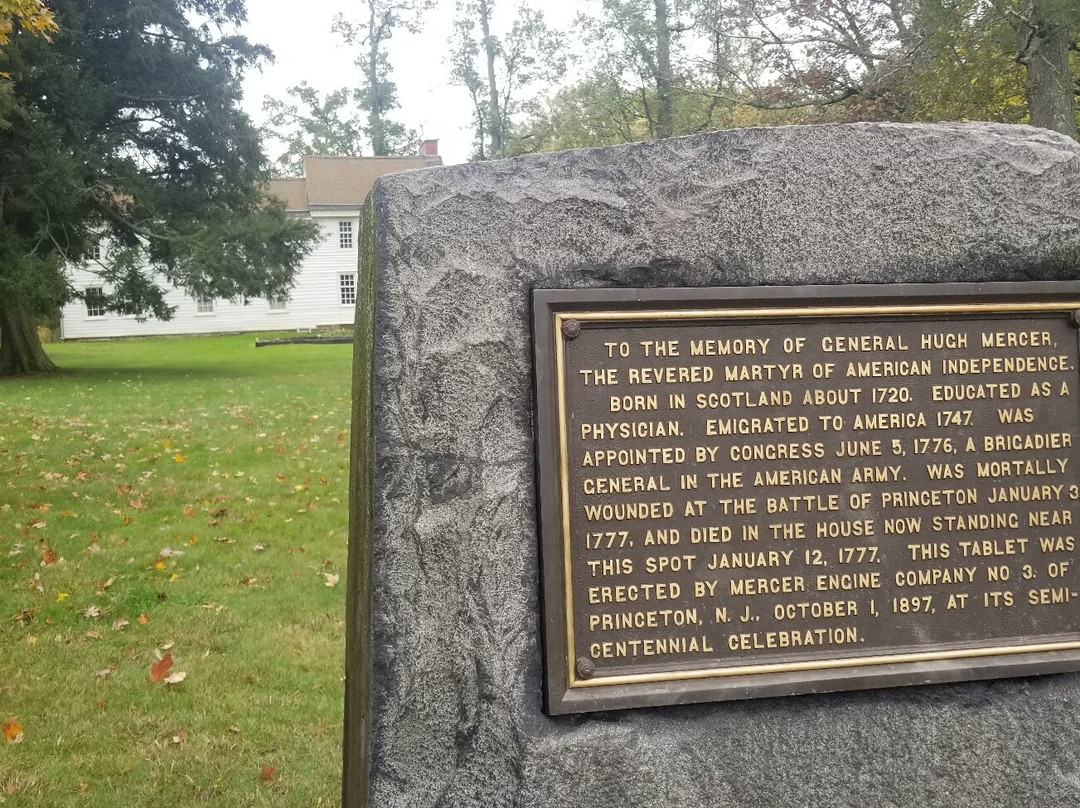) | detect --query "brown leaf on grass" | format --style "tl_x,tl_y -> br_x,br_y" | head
260,765 -> 276,783
137,612 -> 150,624
149,653 -> 173,683
182,506 -> 197,517
94,668 -> 114,679
2,717 -> 24,744
83,605 -> 104,619
40,547 -> 58,565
